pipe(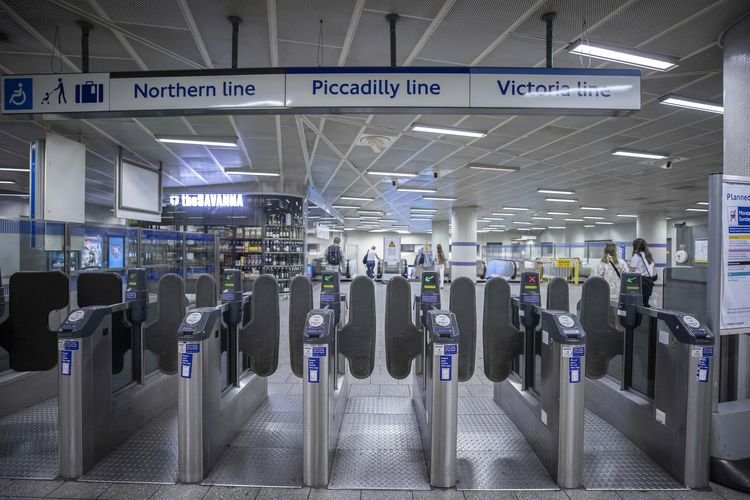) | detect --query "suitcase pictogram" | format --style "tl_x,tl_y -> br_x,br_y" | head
75,81 -> 103,104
